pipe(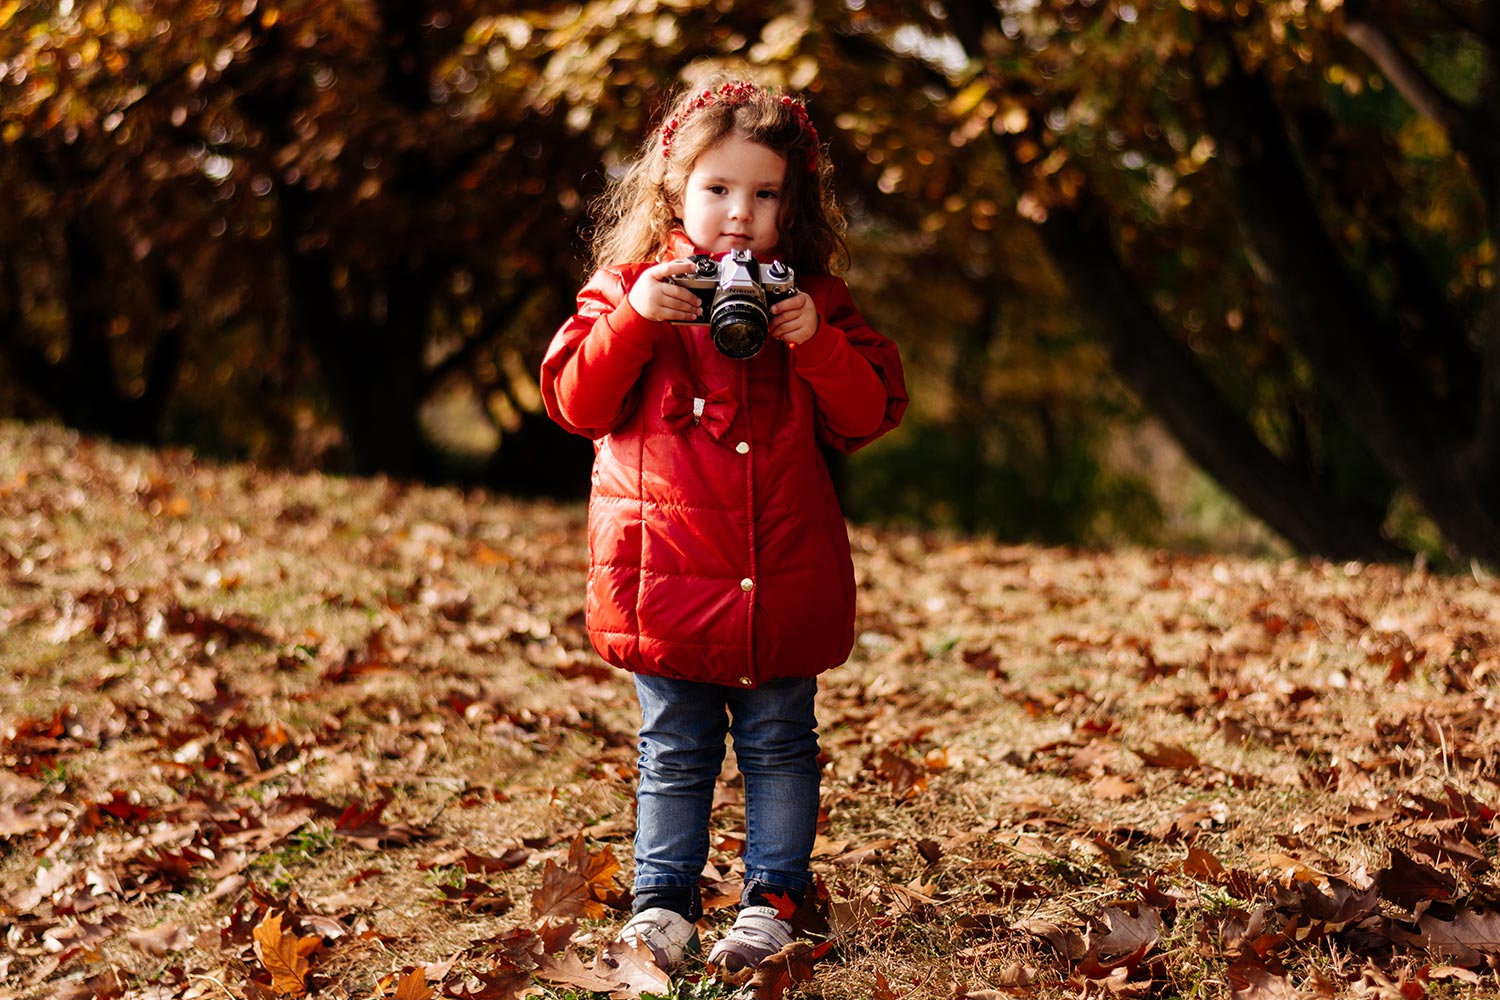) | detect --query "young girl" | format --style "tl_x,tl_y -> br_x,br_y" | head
540,78 -> 907,973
